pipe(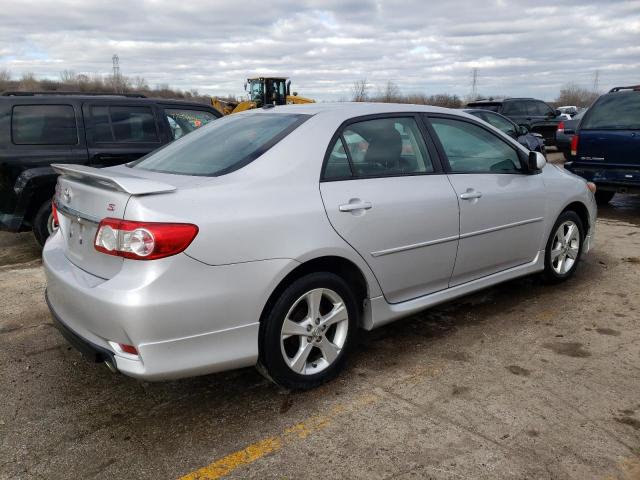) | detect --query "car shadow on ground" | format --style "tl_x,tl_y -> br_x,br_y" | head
599,194 -> 640,225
